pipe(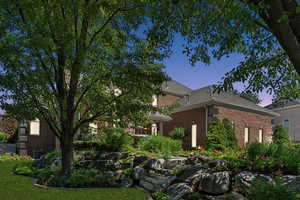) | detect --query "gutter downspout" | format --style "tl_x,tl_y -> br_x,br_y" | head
205,106 -> 208,133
